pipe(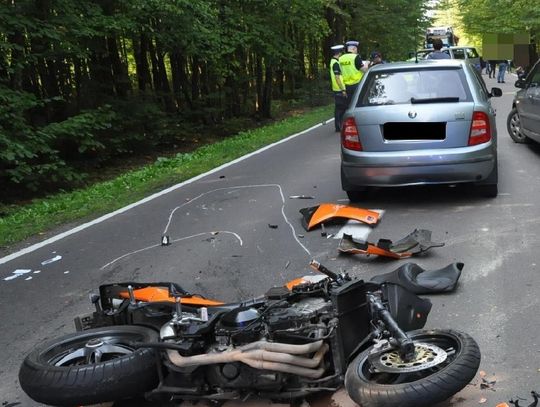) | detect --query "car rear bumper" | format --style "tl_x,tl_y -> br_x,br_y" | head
341,143 -> 495,188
